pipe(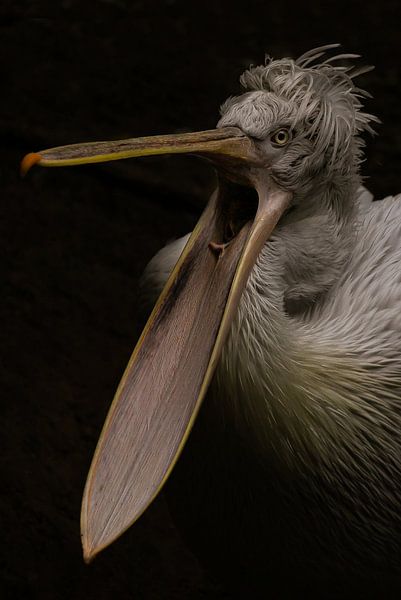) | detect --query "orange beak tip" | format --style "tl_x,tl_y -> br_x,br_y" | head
20,152 -> 42,177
